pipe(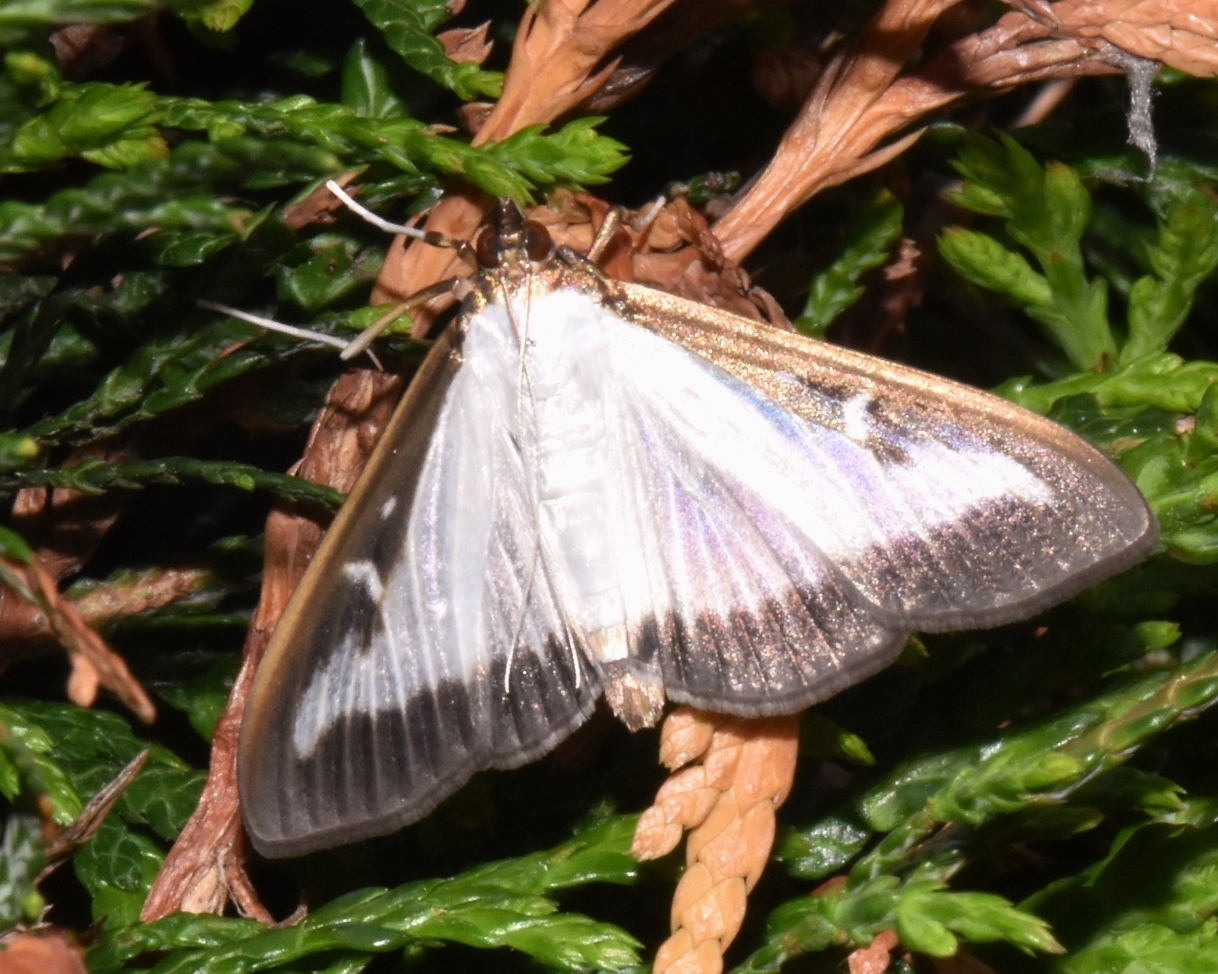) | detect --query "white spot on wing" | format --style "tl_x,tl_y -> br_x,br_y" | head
841,392 -> 872,443
343,559 -> 384,602
379,495 -> 397,519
